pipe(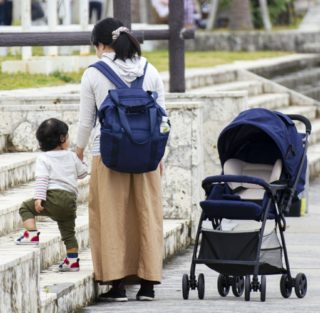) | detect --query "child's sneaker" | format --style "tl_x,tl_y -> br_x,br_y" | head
58,257 -> 80,272
15,230 -> 40,245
